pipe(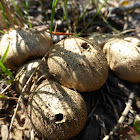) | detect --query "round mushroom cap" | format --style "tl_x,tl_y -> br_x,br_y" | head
47,37 -> 108,92
103,37 -> 140,82
27,80 -> 87,140
15,59 -> 49,94
0,28 -> 53,70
